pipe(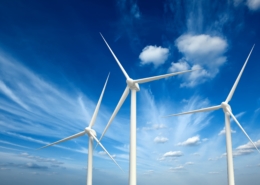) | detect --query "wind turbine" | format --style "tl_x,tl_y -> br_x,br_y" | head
99,33 -> 197,185
38,73 -> 122,185
164,45 -> 260,185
